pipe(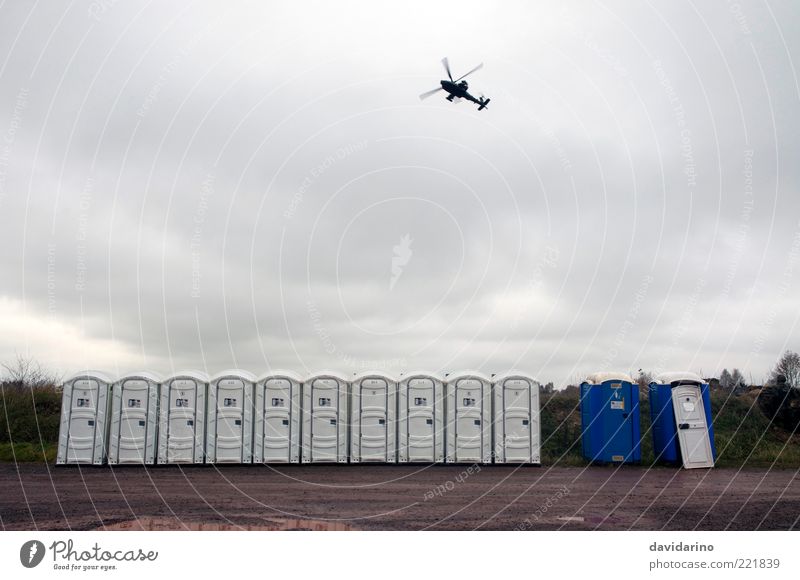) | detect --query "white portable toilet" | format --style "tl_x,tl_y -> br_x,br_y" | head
254,370 -> 302,464
397,371 -> 445,463
651,371 -> 716,469
56,371 -> 114,465
445,371 -> 492,464
157,370 -> 208,464
302,371 -> 348,463
207,370 -> 255,464
108,372 -> 161,465
350,372 -> 397,463
492,373 -> 541,464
